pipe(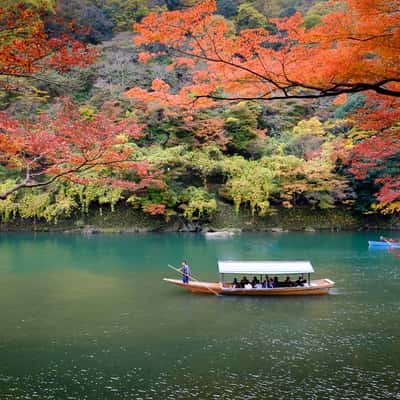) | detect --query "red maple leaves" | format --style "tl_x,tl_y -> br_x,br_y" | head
0,2 -> 97,92
348,129 -> 400,212
0,99 -> 162,200
127,0 -> 400,106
